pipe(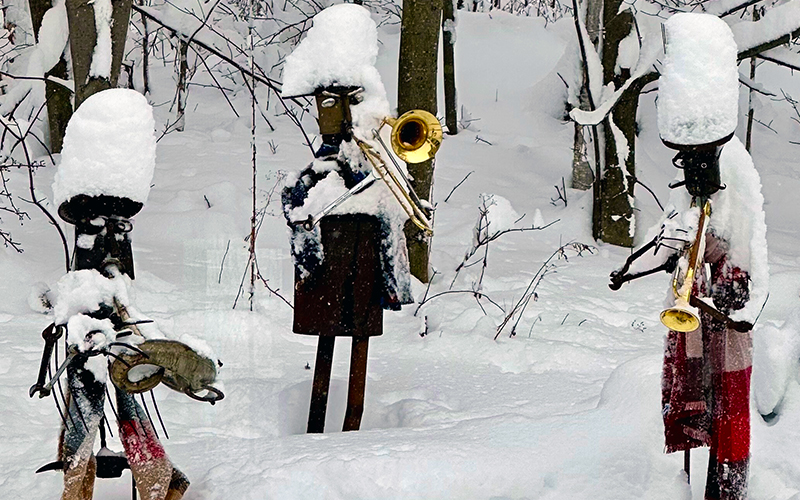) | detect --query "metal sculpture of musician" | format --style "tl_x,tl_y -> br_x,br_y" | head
30,89 -> 223,500
608,14 -> 768,500
281,4 -> 437,433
